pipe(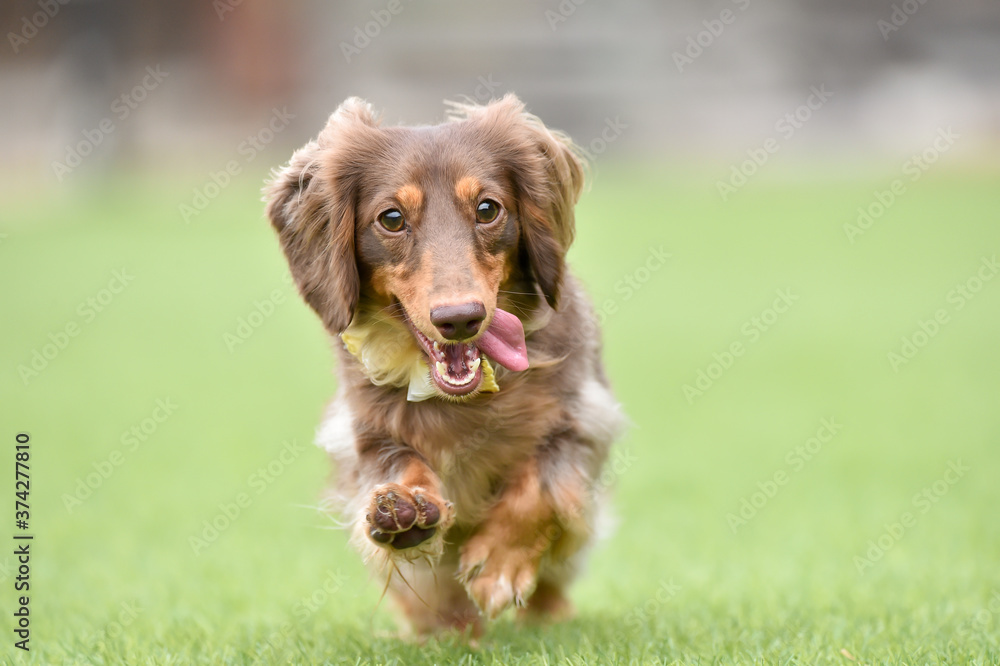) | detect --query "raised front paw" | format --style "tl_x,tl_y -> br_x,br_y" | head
365,483 -> 453,551
457,525 -> 554,619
